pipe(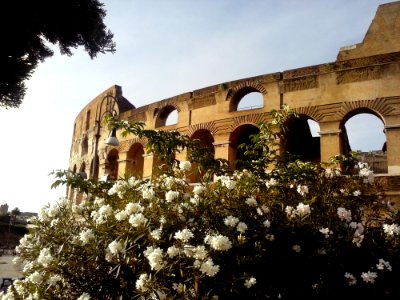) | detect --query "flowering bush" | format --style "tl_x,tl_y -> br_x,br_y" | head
2,107 -> 399,299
